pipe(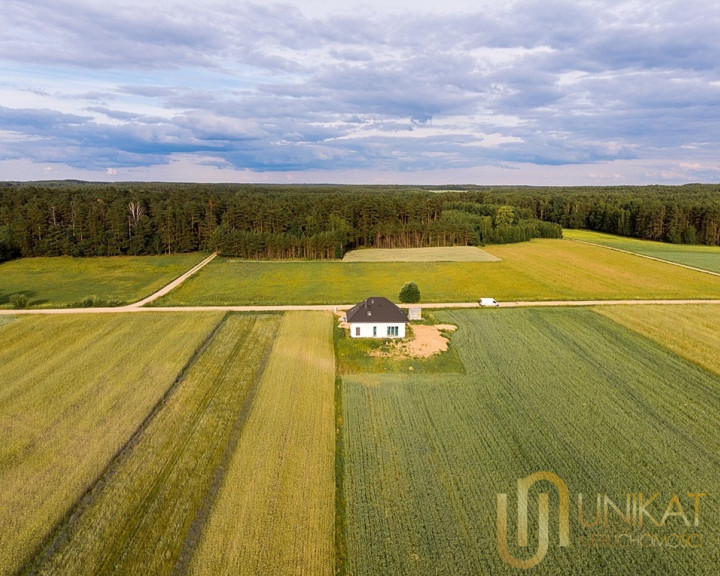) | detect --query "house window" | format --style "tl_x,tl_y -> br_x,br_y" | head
373,326 -> 377,337
355,327 -> 360,337
387,326 -> 399,337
